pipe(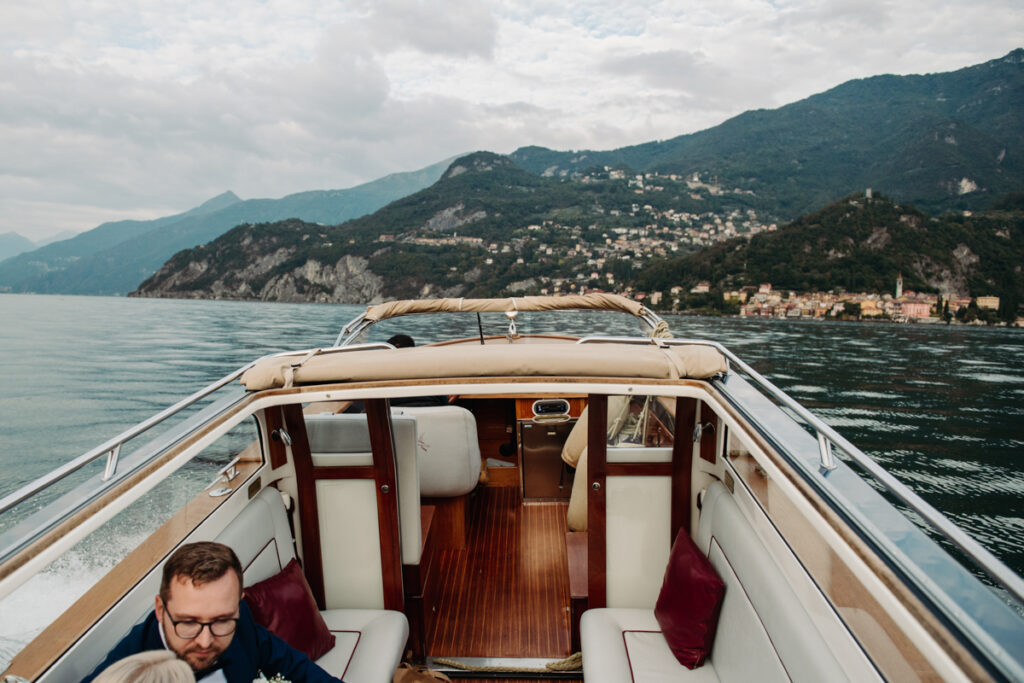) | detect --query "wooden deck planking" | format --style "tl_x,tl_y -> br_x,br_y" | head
427,487 -> 572,658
